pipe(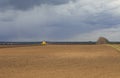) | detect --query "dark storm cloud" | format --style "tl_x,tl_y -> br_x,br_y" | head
0,0 -> 73,10
0,0 -> 120,41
